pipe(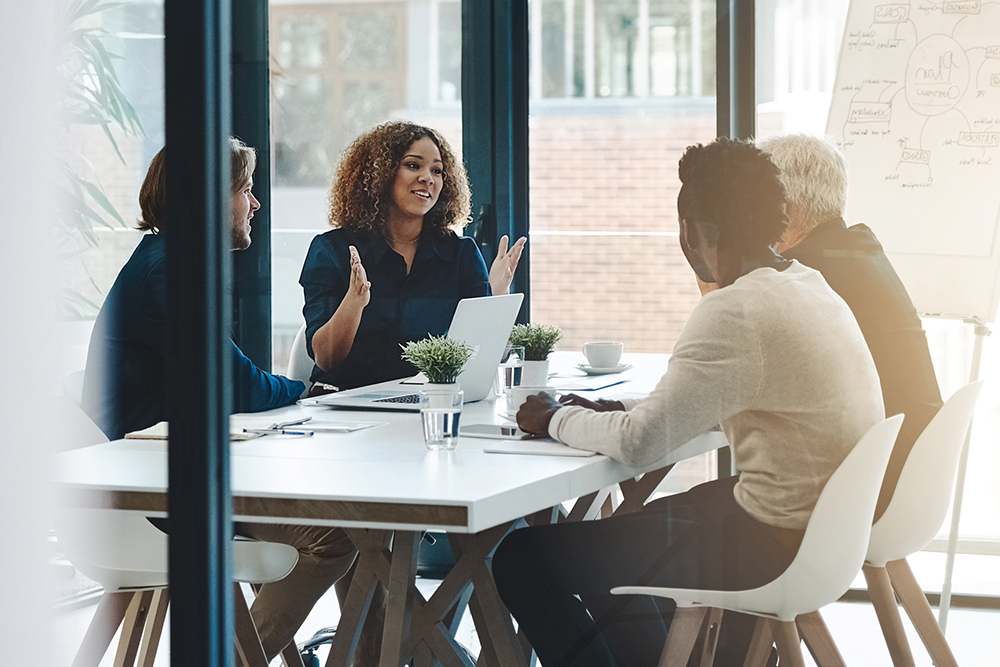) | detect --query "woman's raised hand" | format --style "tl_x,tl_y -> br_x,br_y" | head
489,235 -> 527,296
347,245 -> 371,307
